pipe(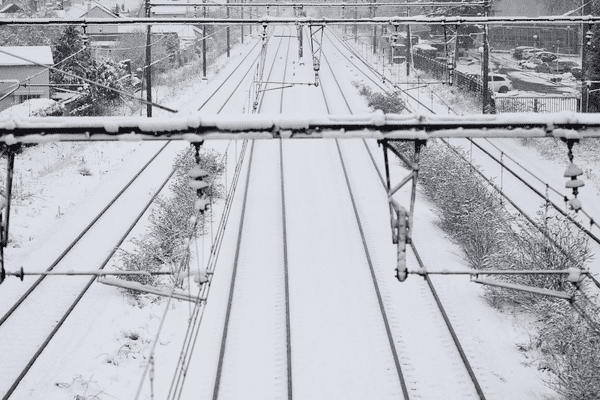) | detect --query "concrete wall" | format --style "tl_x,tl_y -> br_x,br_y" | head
0,65 -> 50,111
